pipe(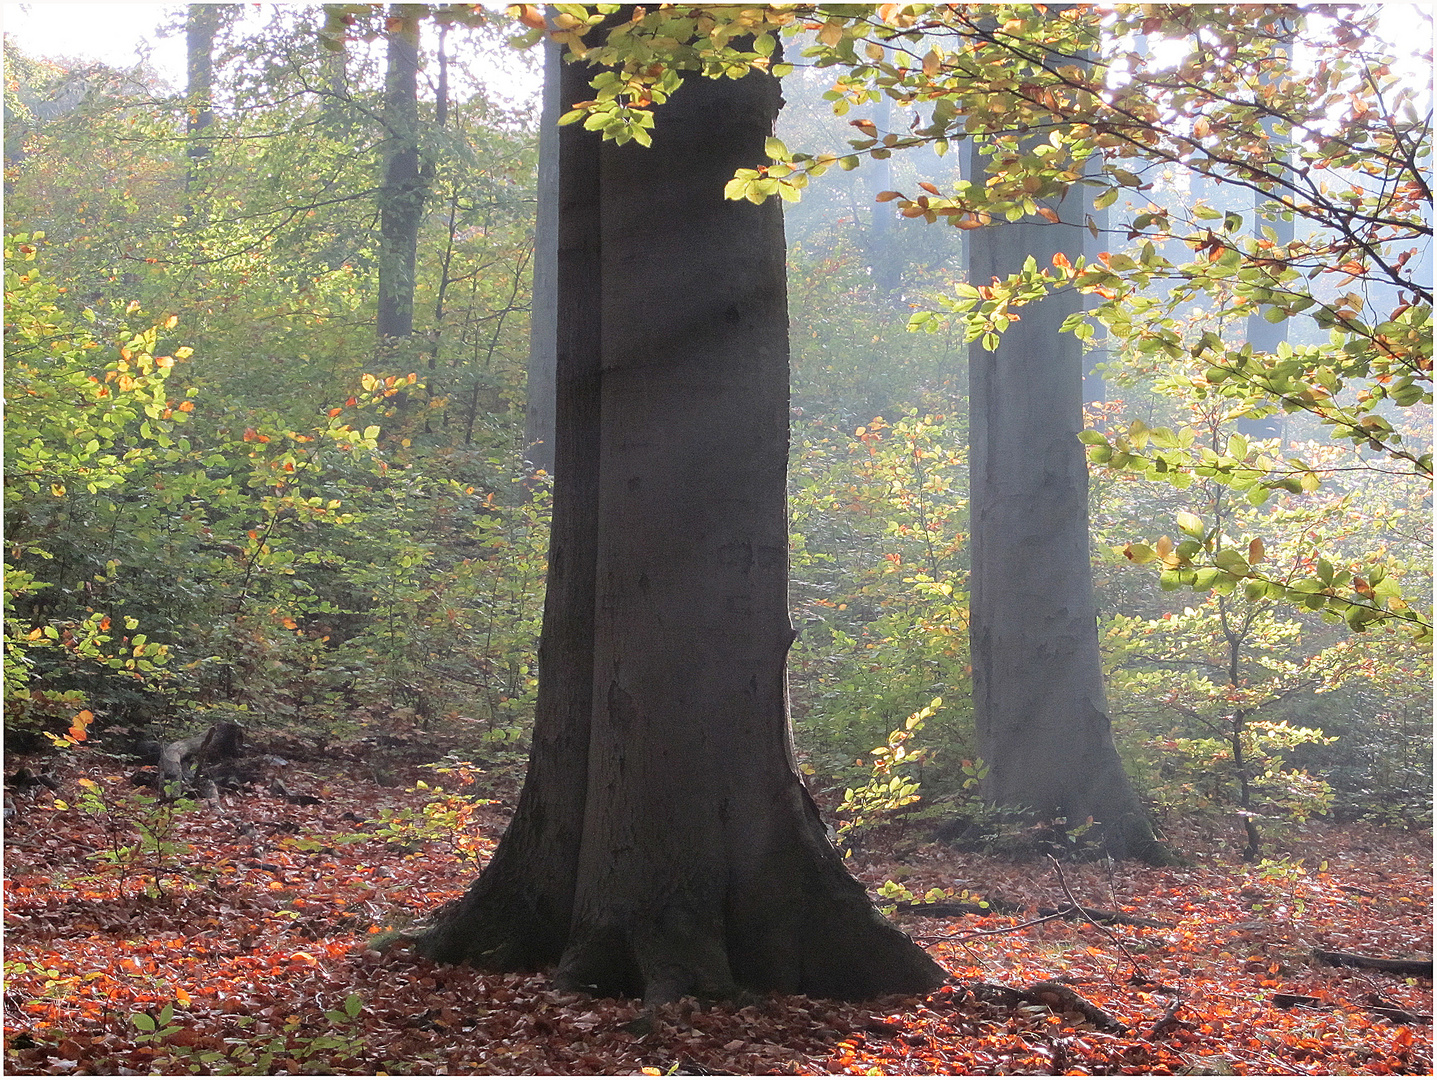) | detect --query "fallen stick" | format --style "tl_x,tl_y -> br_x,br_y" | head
970,980 -> 1128,1034
1271,992 -> 1432,1026
892,897 -> 1022,918
1312,949 -> 1433,978
1143,994 -> 1185,1039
